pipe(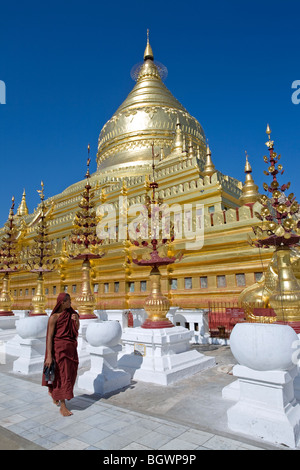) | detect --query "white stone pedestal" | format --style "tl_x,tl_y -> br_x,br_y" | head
2,332 -> 22,357
78,344 -> 131,395
3,311 -> 30,357
227,364 -> 300,448
166,307 -> 178,325
174,308 -> 210,344
294,372 -> 300,402
13,337 -> 46,375
118,326 -> 215,386
96,310 -> 129,330
0,315 -> 18,330
222,379 -> 240,401
77,318 -> 99,367
12,315 -> 48,375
